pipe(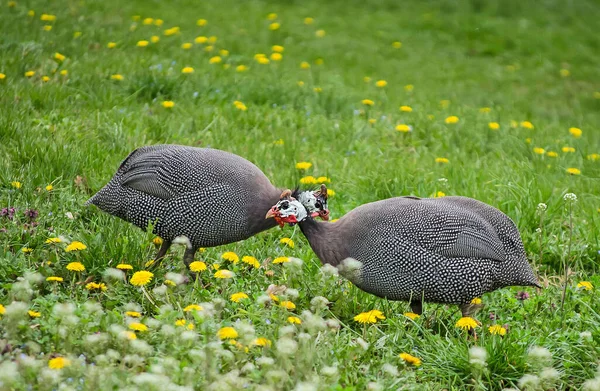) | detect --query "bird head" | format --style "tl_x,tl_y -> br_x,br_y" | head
266,185 -> 329,227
